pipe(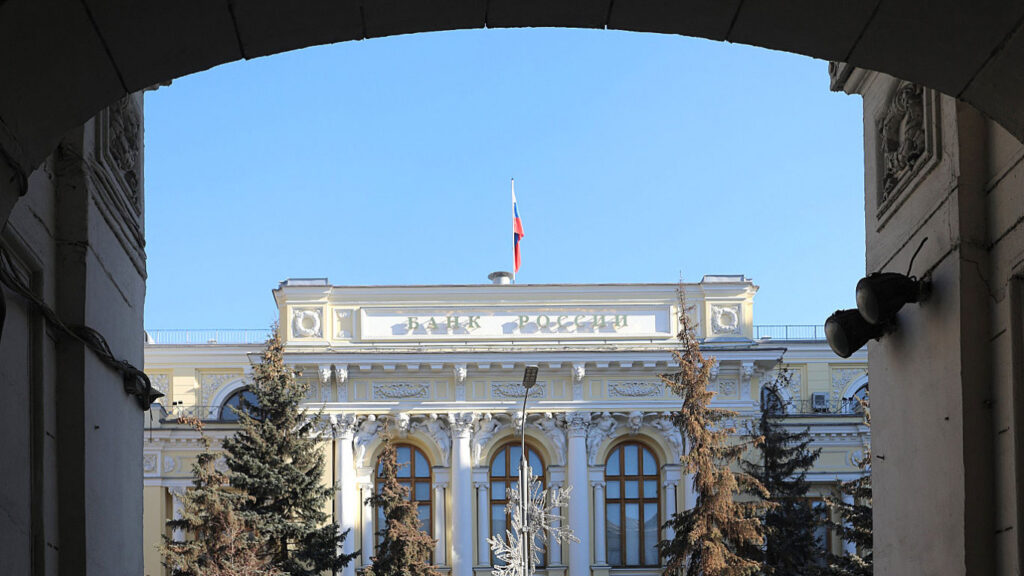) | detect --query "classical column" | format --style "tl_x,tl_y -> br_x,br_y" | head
592,480 -> 607,565
434,481 -> 448,565
663,480 -> 678,541
361,482 -> 374,567
475,481 -> 490,565
169,487 -> 186,543
548,480 -> 564,566
842,493 -> 856,555
449,412 -> 476,576
566,412 -> 591,576
336,414 -> 358,576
